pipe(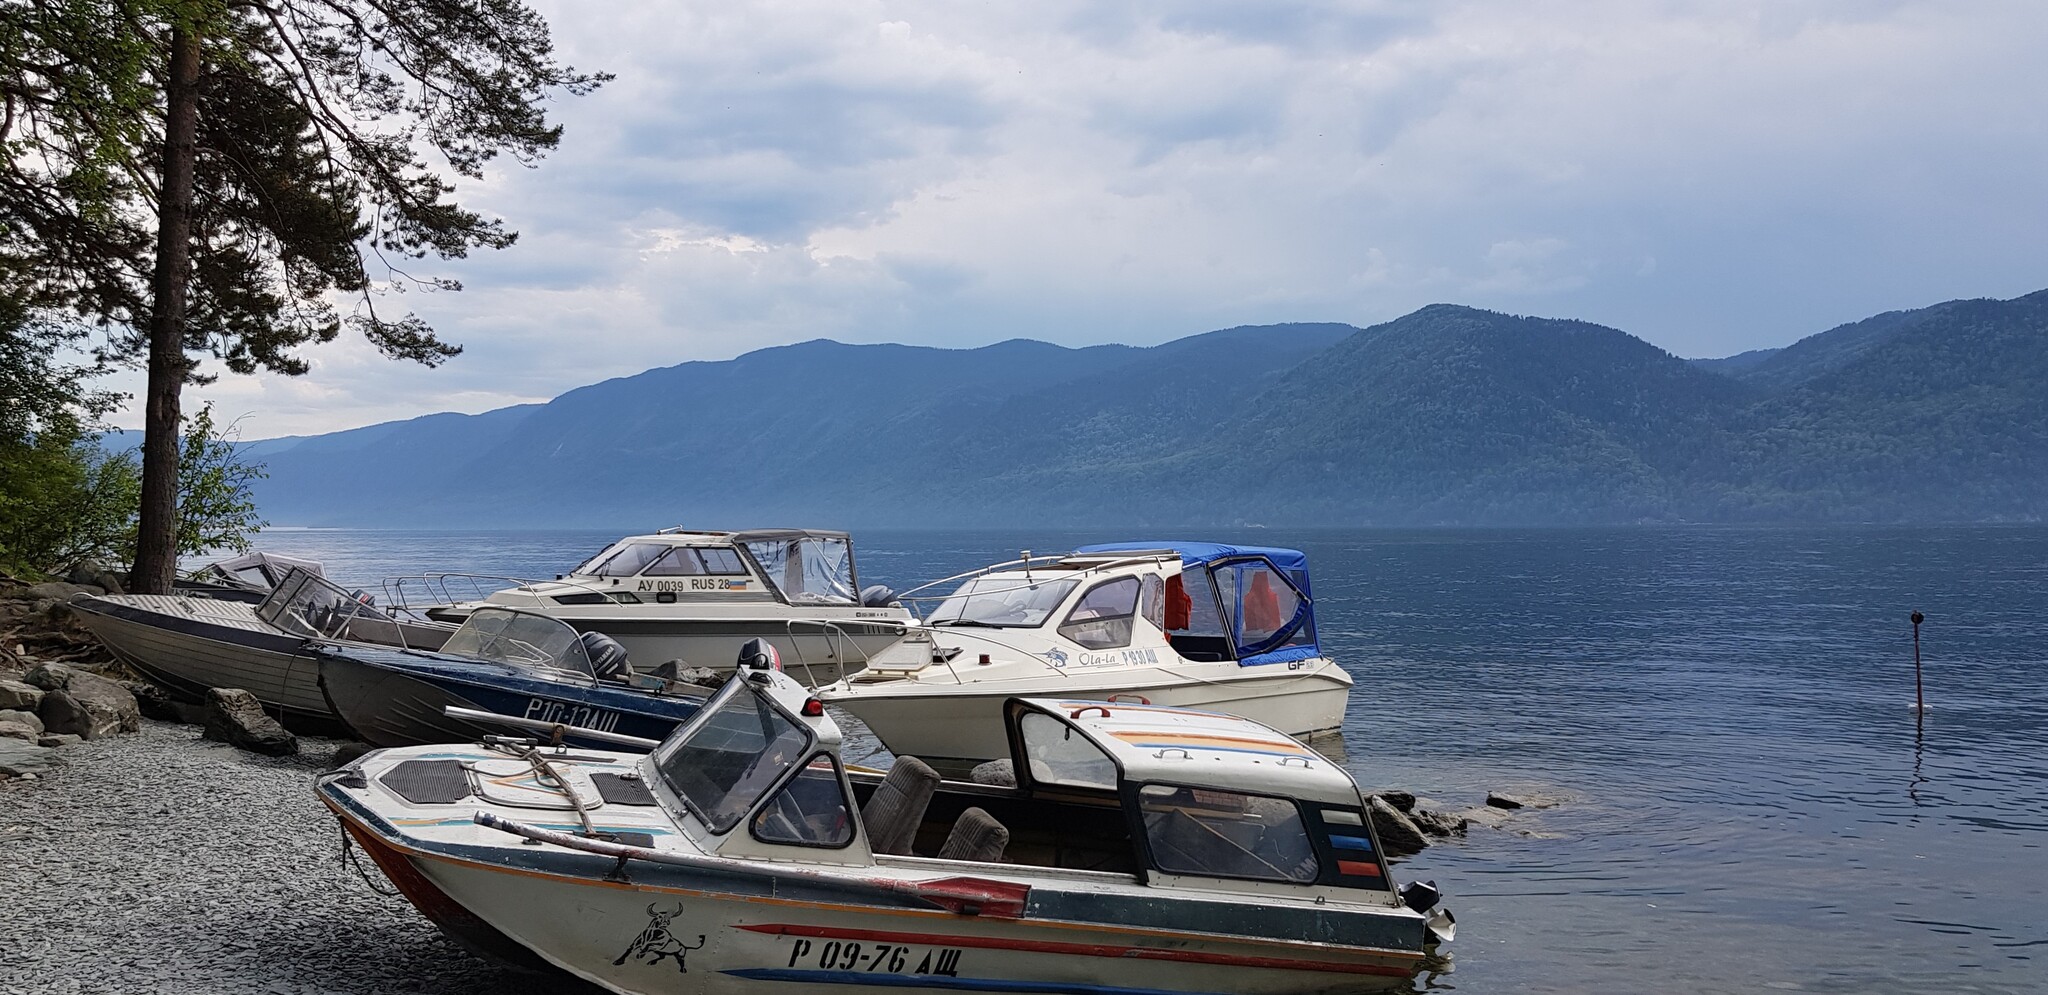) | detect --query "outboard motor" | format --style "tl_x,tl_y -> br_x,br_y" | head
580,631 -> 633,683
738,636 -> 782,672
860,584 -> 900,608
